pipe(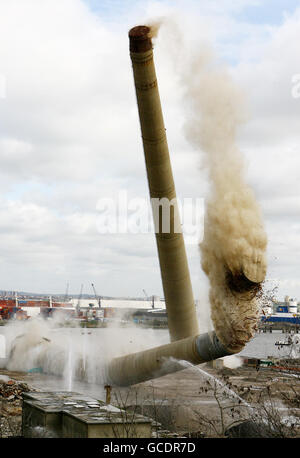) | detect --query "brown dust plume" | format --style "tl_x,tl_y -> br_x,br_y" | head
148,21 -> 267,352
